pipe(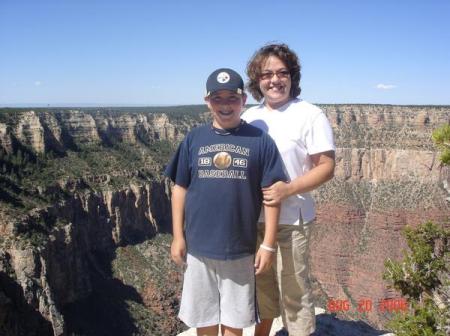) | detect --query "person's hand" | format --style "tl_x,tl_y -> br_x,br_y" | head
171,237 -> 186,266
262,181 -> 291,206
254,247 -> 275,275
